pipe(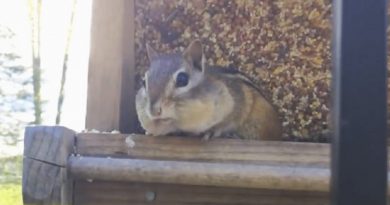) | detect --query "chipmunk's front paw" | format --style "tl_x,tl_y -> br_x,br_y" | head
201,132 -> 214,142
200,130 -> 224,142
